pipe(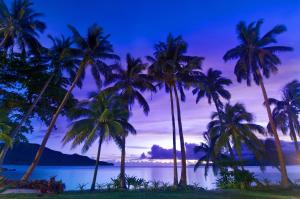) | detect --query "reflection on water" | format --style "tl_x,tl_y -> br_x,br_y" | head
3,165 -> 300,190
